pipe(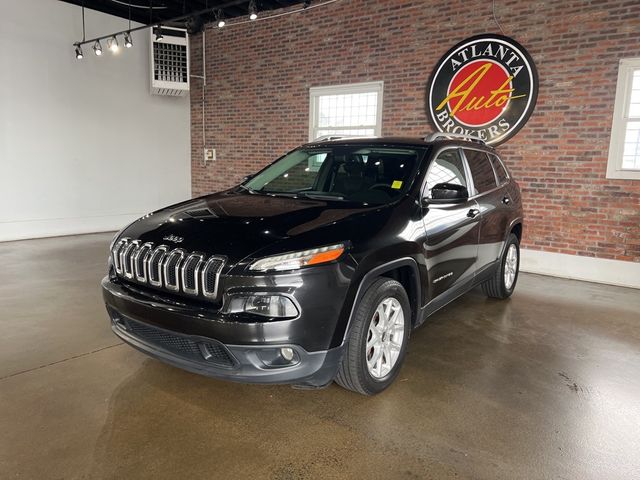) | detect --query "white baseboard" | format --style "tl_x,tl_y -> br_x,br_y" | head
520,248 -> 640,289
0,213 -> 143,242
